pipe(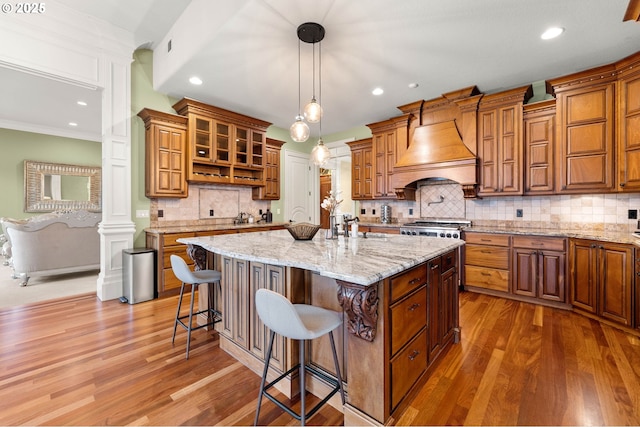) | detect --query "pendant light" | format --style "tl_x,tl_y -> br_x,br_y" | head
290,38 -> 310,142
290,23 -> 325,143
310,28 -> 330,167
303,41 -> 322,123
